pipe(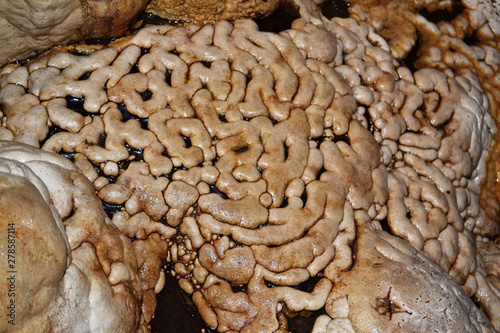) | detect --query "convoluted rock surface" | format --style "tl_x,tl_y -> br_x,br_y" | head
145,0 -> 283,23
0,0 -> 149,66
0,141 -> 145,332
317,224 -> 495,332
346,0 -> 500,224
1,0 -> 500,332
